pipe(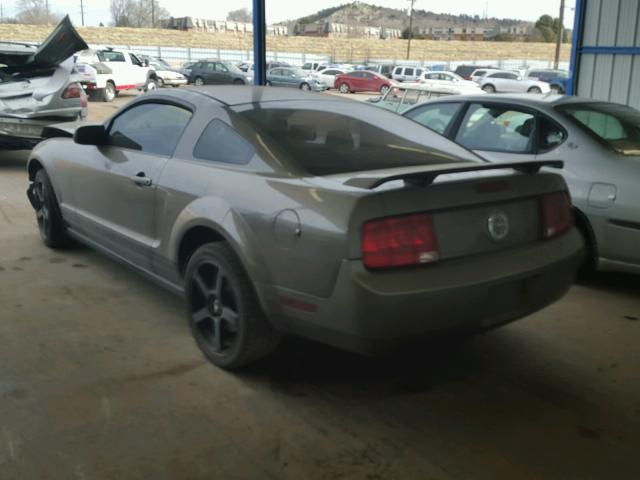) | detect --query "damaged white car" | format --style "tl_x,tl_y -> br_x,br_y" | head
0,16 -> 88,150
